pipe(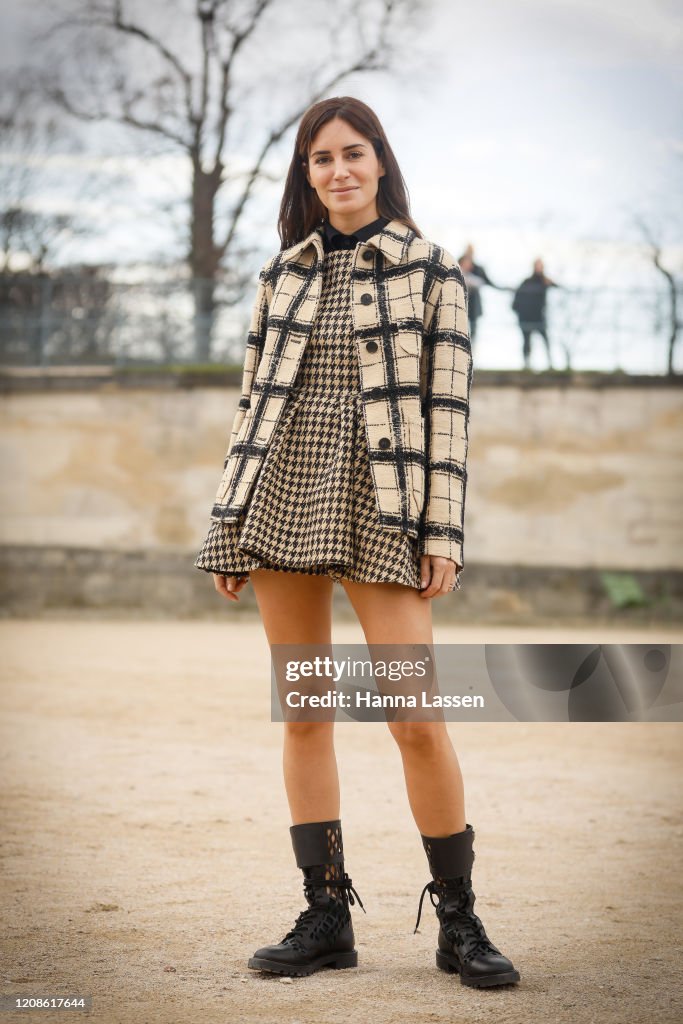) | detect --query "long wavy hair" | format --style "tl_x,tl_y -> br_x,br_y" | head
277,96 -> 423,249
